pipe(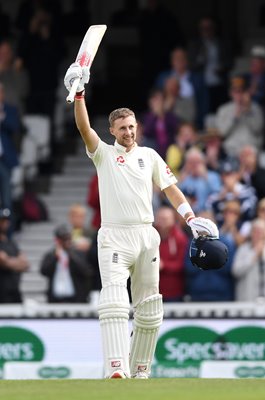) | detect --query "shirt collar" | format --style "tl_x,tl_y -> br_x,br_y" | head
114,140 -> 138,153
